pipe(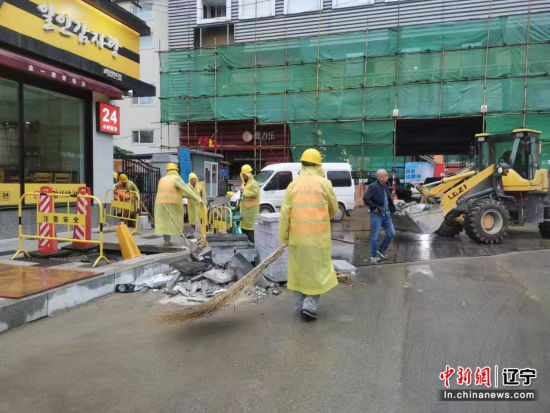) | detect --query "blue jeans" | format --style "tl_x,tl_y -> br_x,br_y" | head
370,212 -> 395,257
